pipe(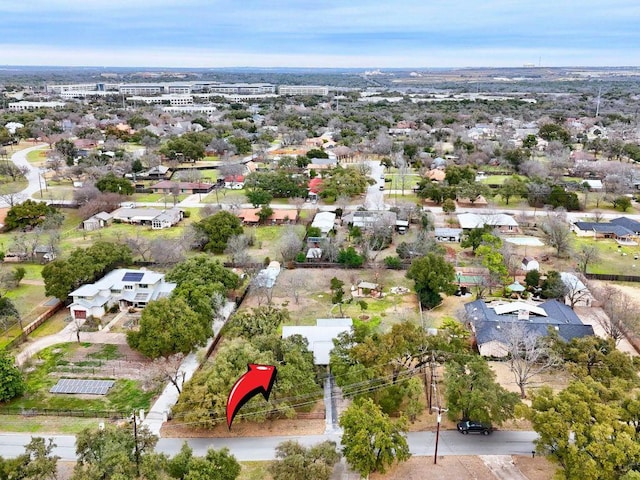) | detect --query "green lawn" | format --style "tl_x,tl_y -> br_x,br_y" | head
0,415 -> 109,434
29,310 -> 69,339
26,148 -> 48,164
573,236 -> 640,275
4,283 -> 47,319
202,189 -> 246,204
133,192 -> 189,203
0,177 -> 27,195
